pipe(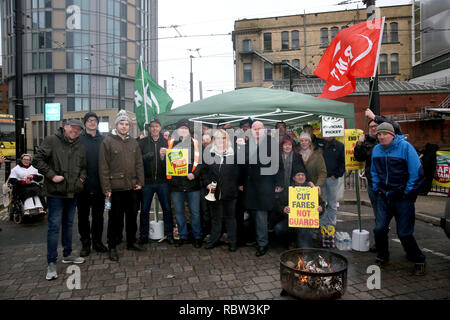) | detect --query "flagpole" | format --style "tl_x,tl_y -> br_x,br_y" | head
140,56 -> 149,136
